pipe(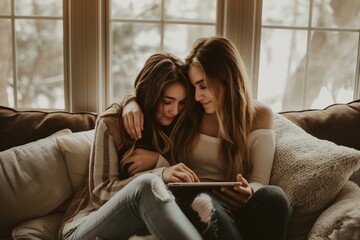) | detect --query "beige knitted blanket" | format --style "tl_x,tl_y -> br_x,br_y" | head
308,181 -> 360,239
